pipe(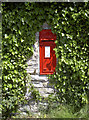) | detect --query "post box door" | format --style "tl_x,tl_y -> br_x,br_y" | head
40,42 -> 56,75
